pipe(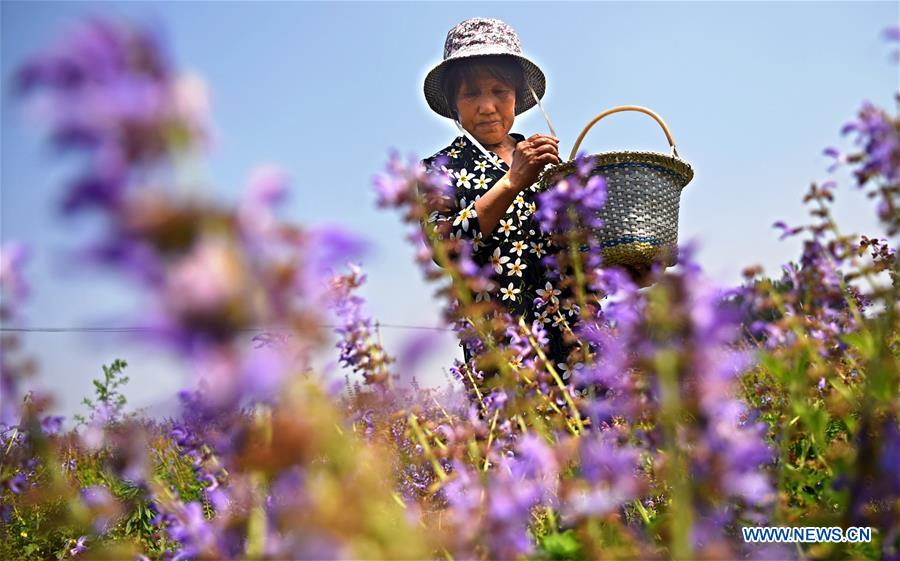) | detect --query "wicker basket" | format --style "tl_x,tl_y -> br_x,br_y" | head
538,105 -> 694,268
